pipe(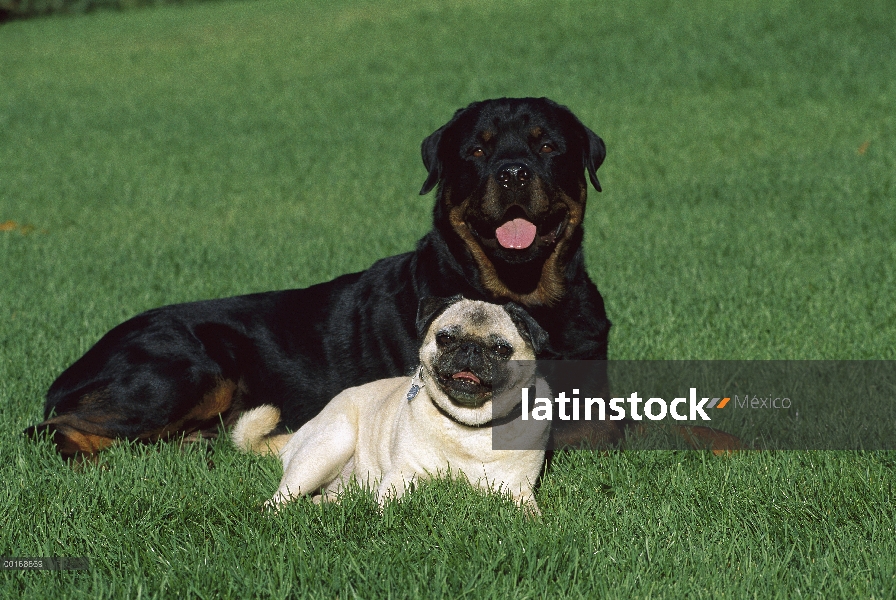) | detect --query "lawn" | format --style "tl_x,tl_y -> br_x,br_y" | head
1,0 -> 894,597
